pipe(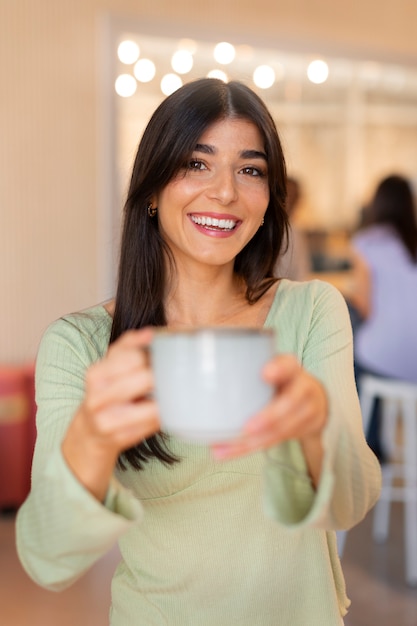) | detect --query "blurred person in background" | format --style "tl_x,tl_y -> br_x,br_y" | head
274,176 -> 312,280
347,174 -> 417,460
